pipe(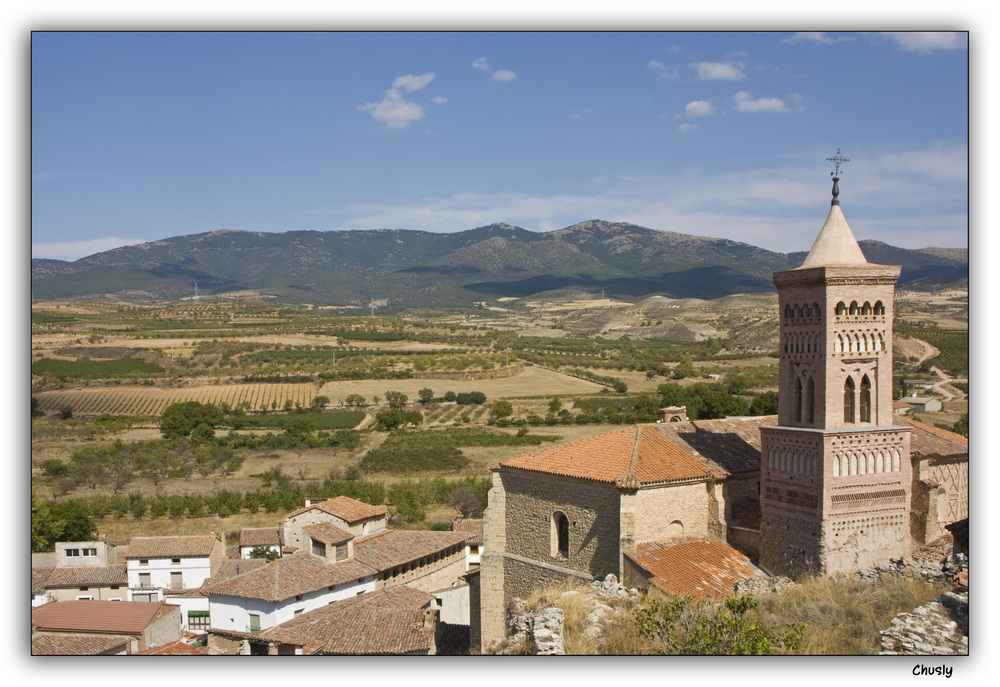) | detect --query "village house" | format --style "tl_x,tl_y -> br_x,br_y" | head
126,534 -> 227,602
43,564 -> 128,602
31,600 -> 182,654
250,586 -> 442,655
451,517 -> 483,571
239,527 -> 283,559
32,632 -> 136,656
